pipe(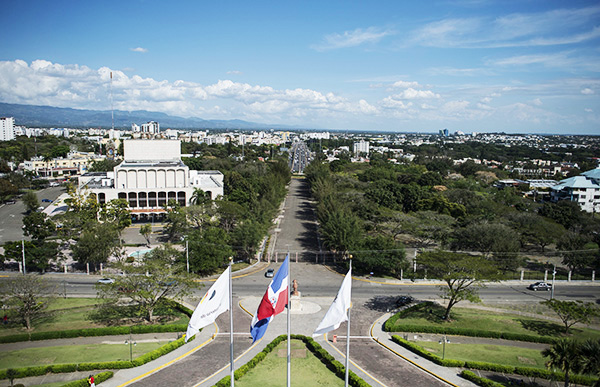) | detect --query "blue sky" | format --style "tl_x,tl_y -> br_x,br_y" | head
1,0 -> 599,134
